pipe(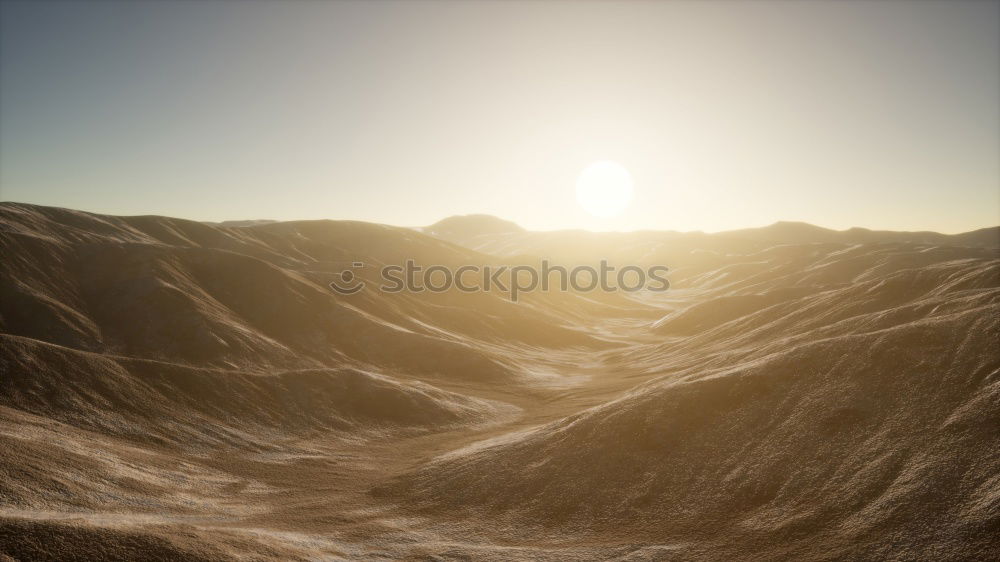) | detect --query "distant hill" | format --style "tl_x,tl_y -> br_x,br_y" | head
422,216 -> 1000,260
722,221 -> 1000,247
211,219 -> 278,227
424,214 -> 525,239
